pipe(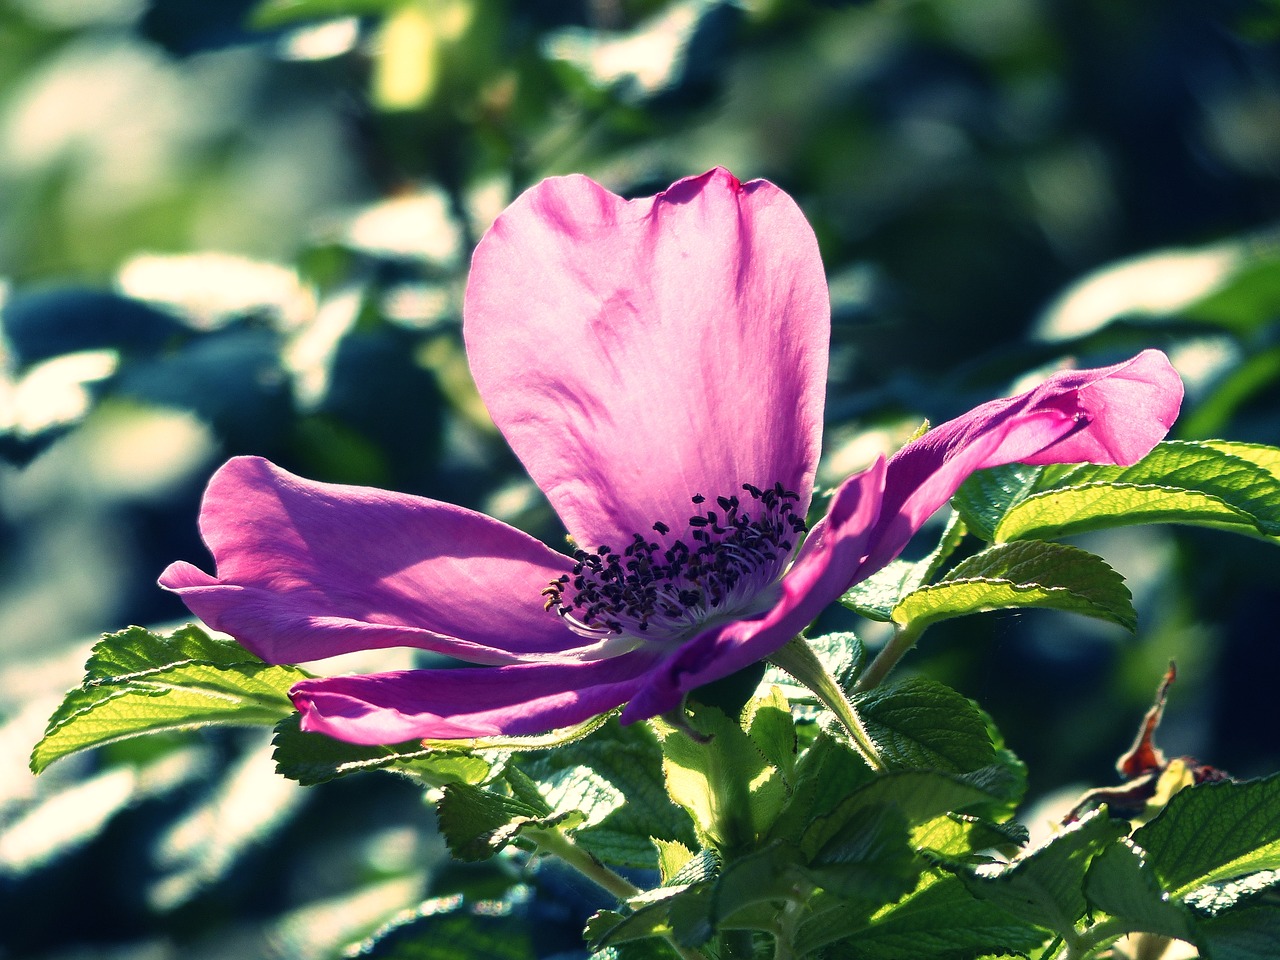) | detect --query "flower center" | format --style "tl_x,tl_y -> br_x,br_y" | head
542,482 -> 807,641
